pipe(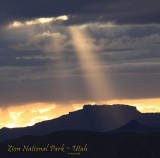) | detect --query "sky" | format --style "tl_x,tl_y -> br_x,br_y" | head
0,0 -> 160,128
